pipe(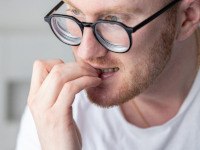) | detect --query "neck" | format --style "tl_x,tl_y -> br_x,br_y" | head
121,30 -> 199,128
